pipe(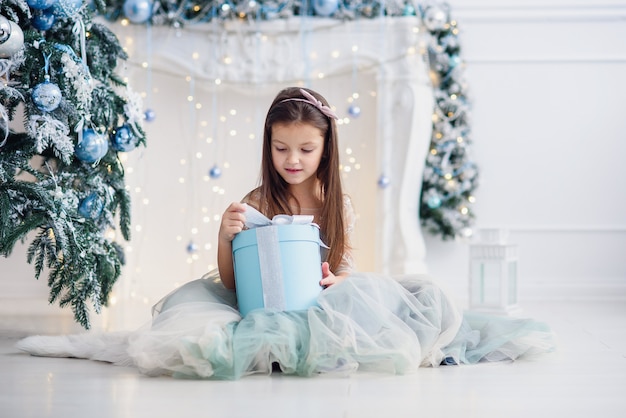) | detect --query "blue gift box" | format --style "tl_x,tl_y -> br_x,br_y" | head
232,223 -> 323,316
